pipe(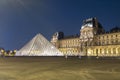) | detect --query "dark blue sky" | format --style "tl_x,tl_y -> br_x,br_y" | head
0,0 -> 120,50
